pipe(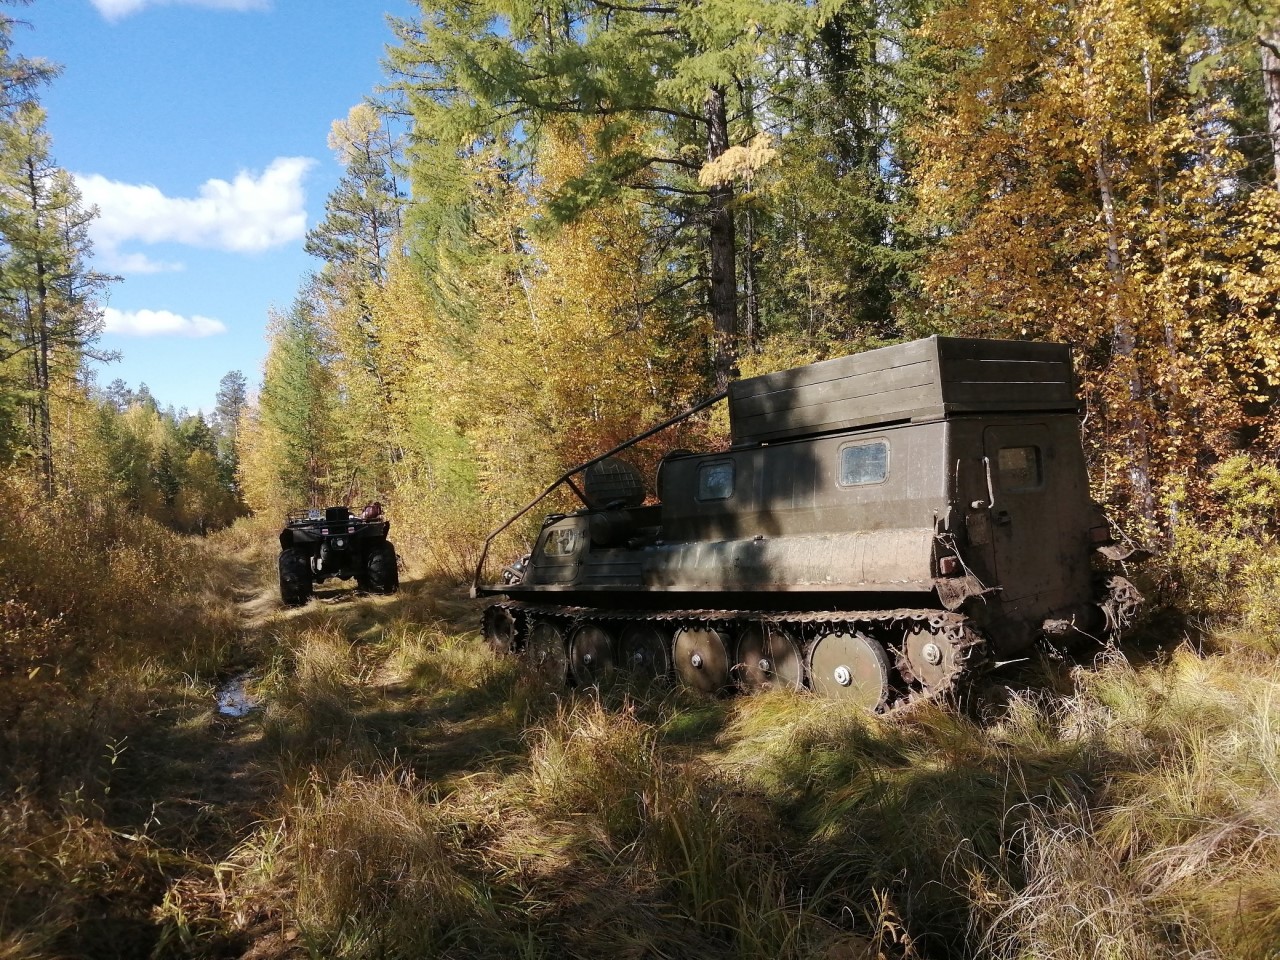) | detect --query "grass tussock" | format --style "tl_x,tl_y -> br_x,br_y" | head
289,770 -> 492,958
0,474 -> 255,958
